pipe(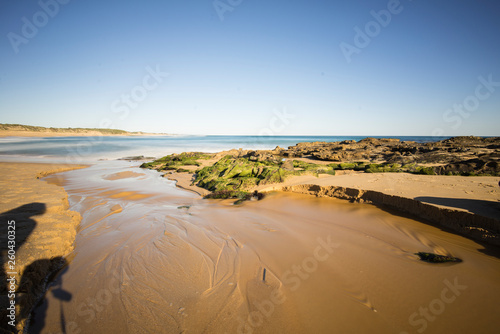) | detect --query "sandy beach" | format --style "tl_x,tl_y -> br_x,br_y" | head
0,130 -> 114,138
1,151 -> 499,333
0,130 -> 167,137
0,160 -> 491,333
0,162 -> 86,333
